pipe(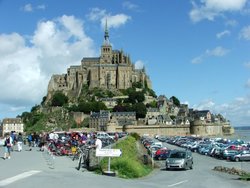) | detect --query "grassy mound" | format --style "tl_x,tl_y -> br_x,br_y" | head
100,135 -> 153,178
